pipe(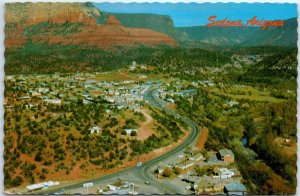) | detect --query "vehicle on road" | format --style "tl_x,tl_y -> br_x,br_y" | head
137,162 -> 143,167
